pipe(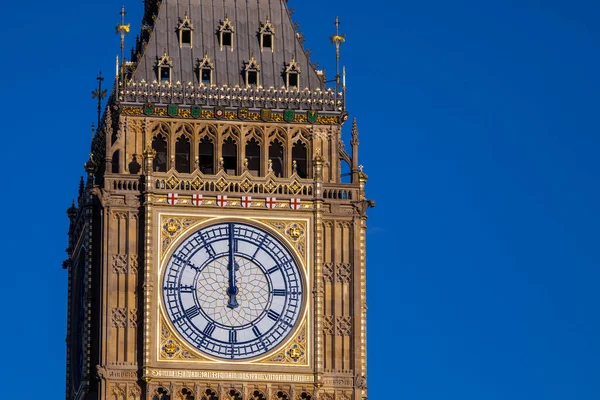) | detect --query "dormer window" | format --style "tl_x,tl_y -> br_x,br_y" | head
157,50 -> 173,83
219,16 -> 235,51
201,69 -> 211,84
285,57 -> 301,89
197,53 -> 215,85
177,12 -> 194,48
259,17 -> 275,52
244,55 -> 260,87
